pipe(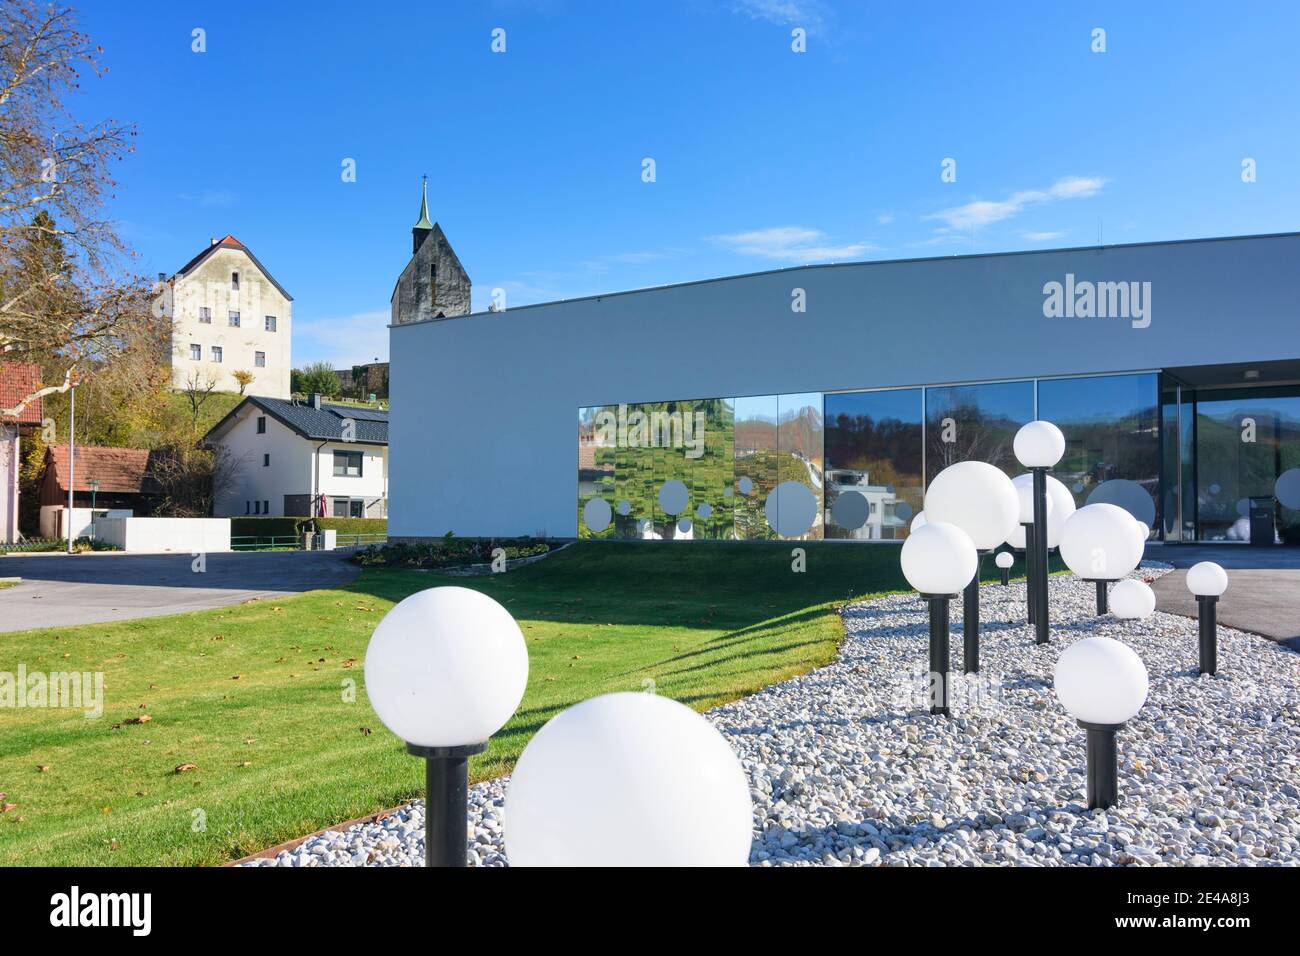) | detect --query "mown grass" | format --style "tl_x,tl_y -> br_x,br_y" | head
0,541 -> 1027,866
